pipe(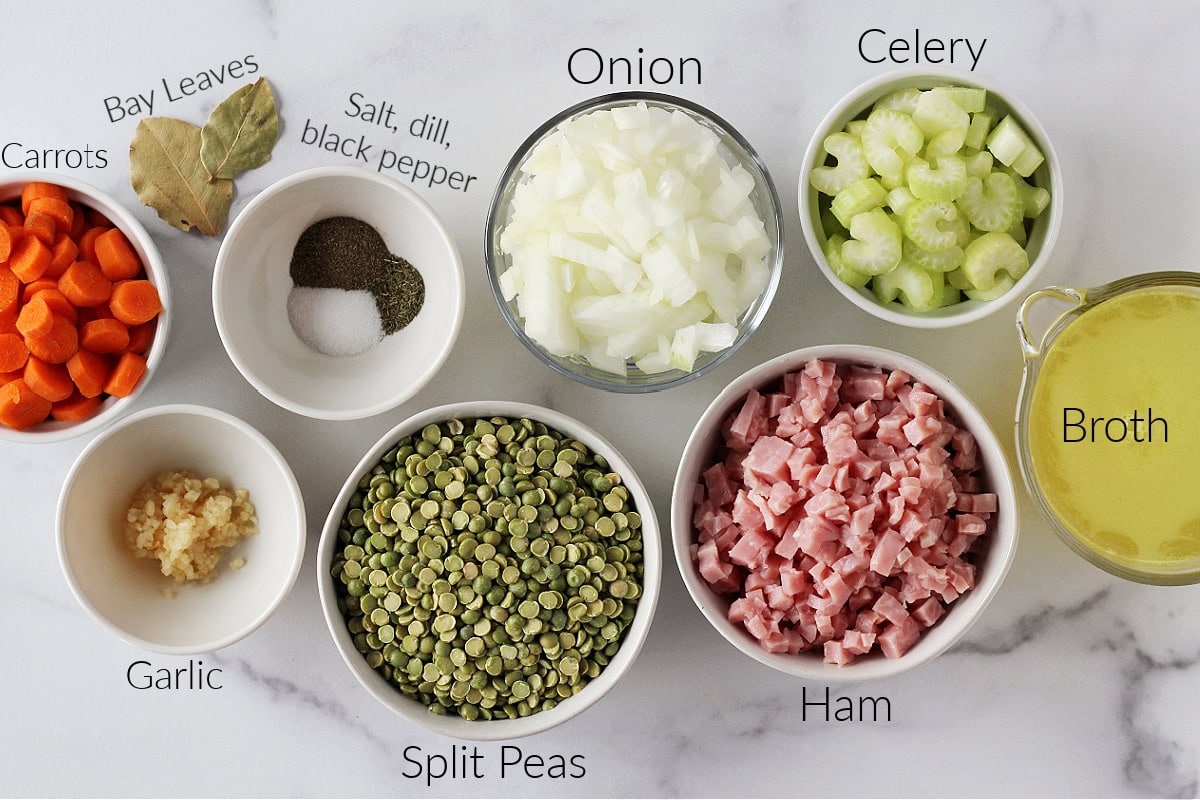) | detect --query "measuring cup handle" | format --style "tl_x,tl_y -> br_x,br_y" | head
1017,286 -> 1086,358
